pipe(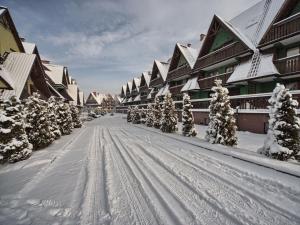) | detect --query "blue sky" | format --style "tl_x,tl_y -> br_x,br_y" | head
2,0 -> 260,95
